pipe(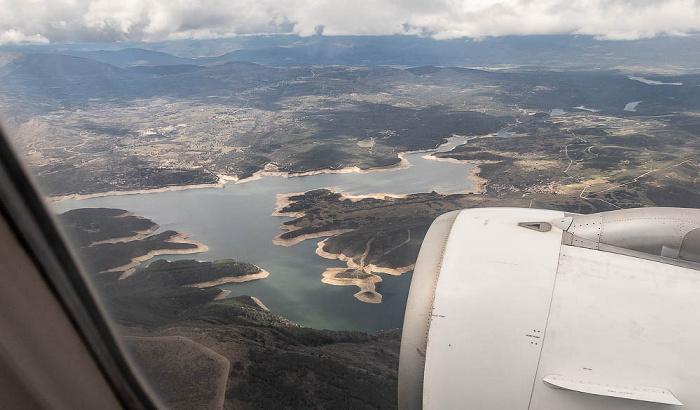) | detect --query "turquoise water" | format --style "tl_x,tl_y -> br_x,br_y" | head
50,139 -> 475,332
